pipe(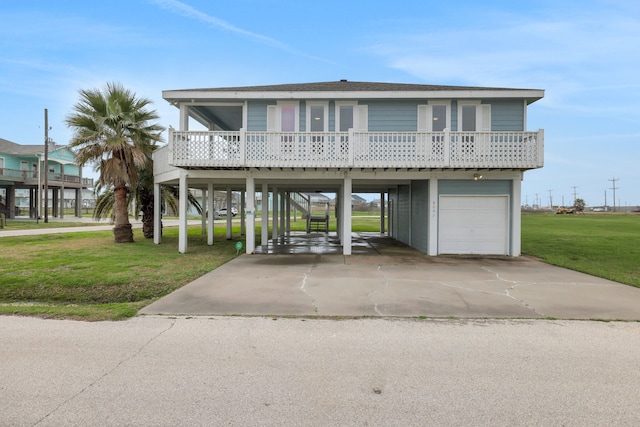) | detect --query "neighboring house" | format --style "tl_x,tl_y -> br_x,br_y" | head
153,80 -> 544,256
0,138 -> 93,219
